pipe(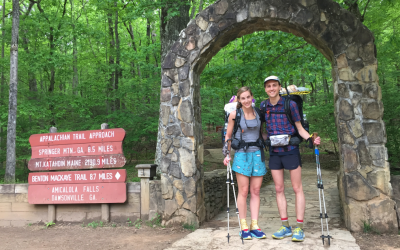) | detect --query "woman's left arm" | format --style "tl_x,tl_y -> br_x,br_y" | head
294,121 -> 321,145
